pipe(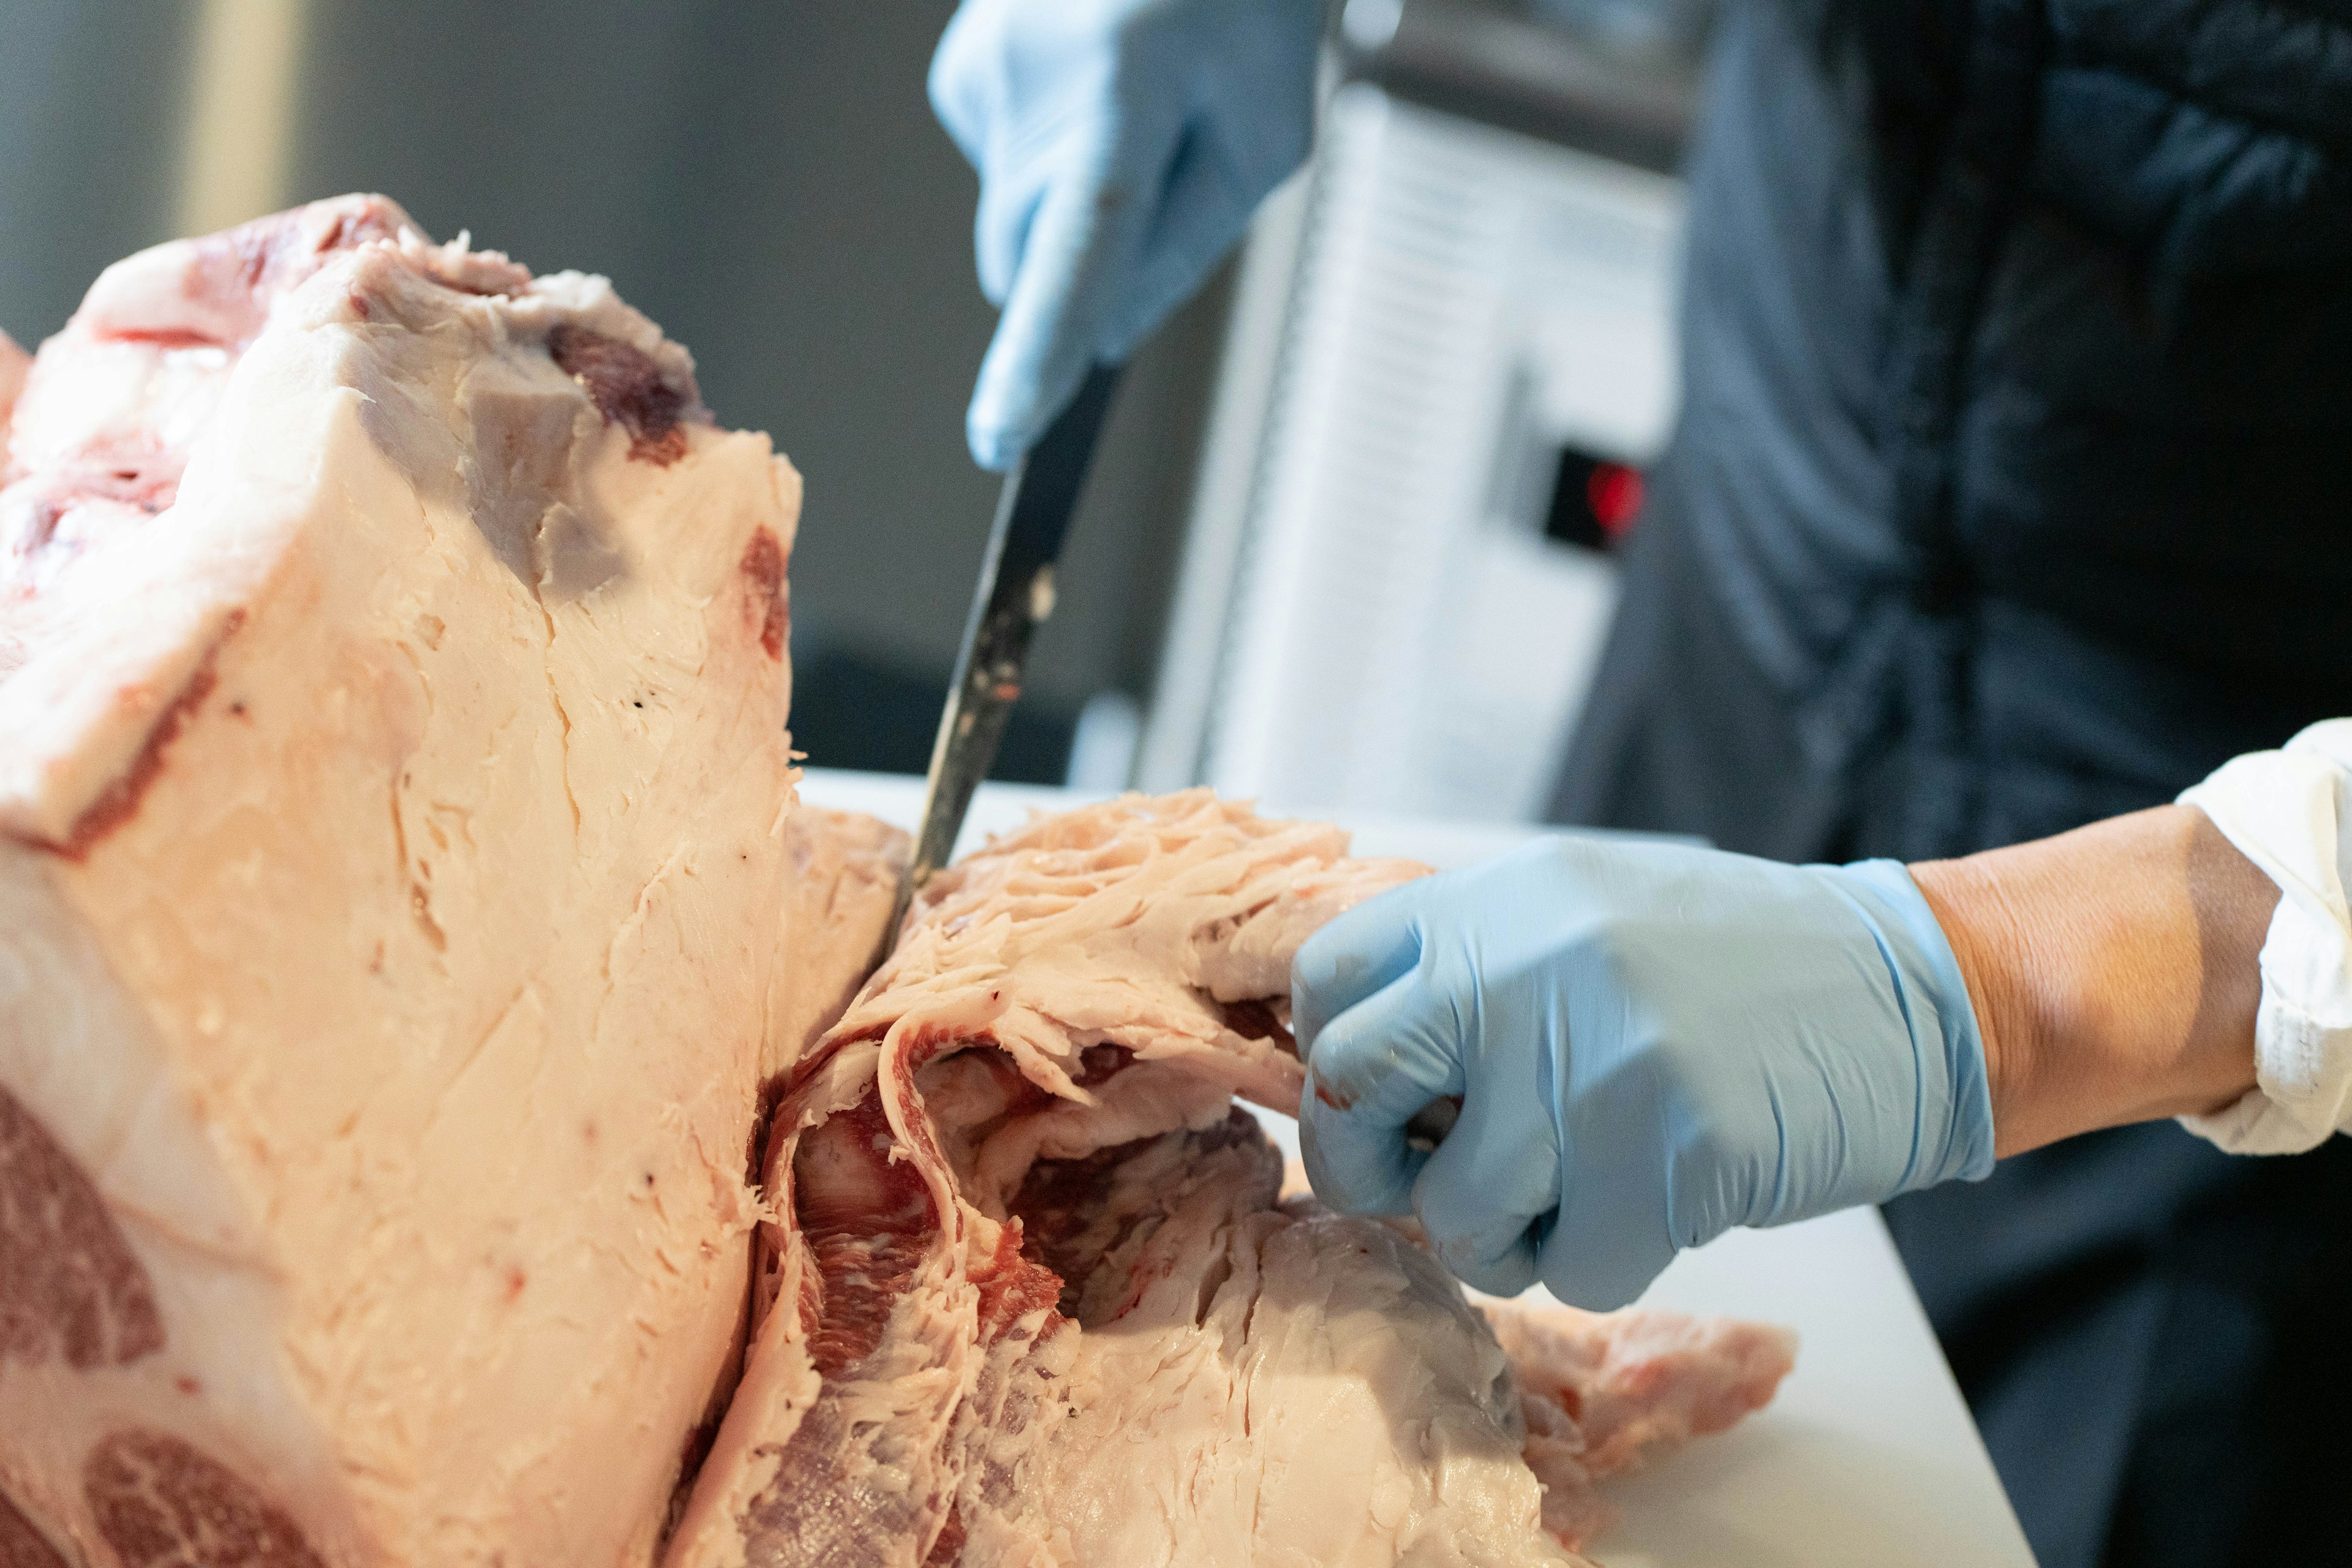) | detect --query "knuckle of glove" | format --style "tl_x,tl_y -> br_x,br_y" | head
1298,1110 -> 1413,1217
1300,1028 -> 1386,1118
1444,1245 -> 1538,1302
